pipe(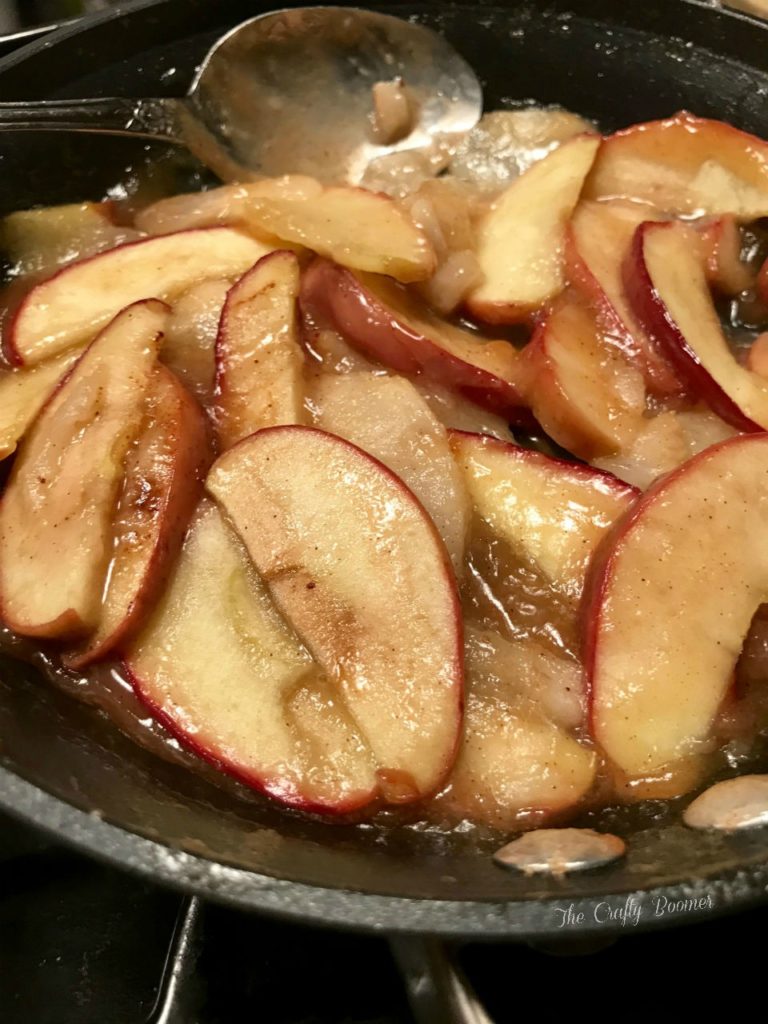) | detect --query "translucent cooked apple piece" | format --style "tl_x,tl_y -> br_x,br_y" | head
206,426 -> 463,804
162,279 -> 233,404
214,251 -> 305,449
125,501 -> 381,813
0,350 -> 79,460
0,300 -> 165,639
66,367 -> 211,668
310,372 -> 470,573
